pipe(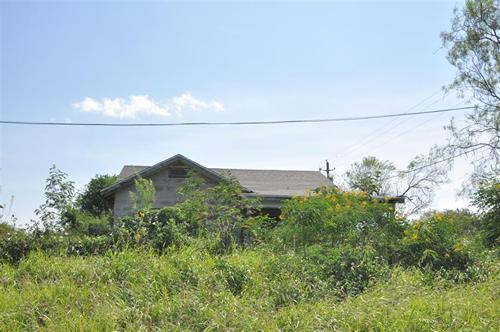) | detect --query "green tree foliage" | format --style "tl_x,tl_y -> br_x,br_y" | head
76,174 -> 117,216
281,187 -> 403,261
0,222 -> 15,239
34,165 -> 75,230
115,171 -> 265,253
176,171 -> 261,252
343,155 -> 450,215
61,208 -> 112,236
344,156 -> 396,196
442,0 -> 499,107
471,180 -> 500,246
441,0 -> 499,187
129,177 -> 156,211
115,207 -> 190,250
